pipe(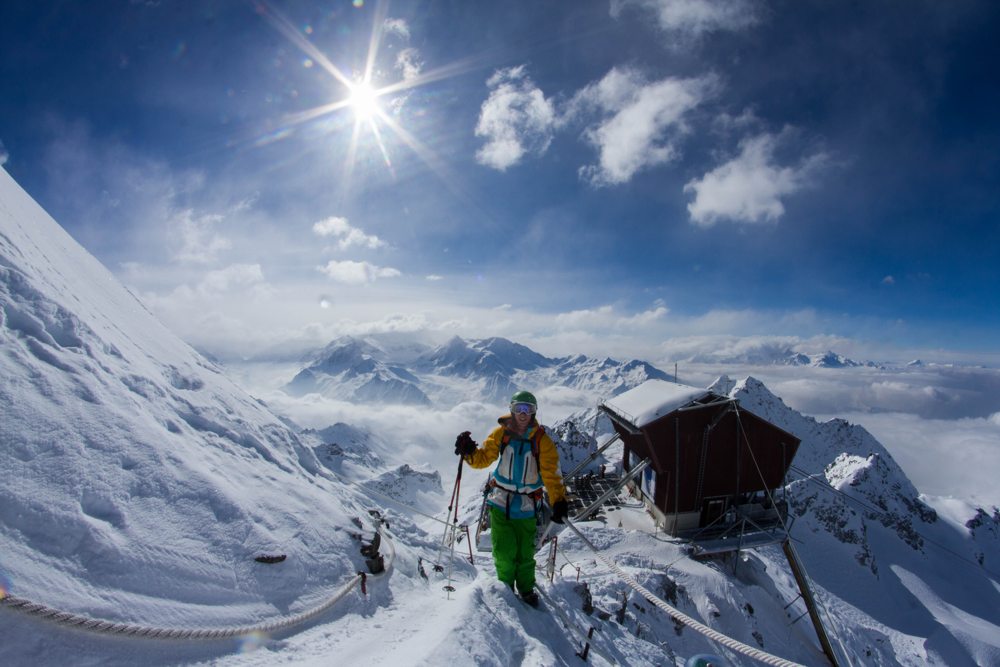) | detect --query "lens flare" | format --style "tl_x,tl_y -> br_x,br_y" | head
0,568 -> 12,600
685,655 -> 727,667
237,630 -> 269,653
